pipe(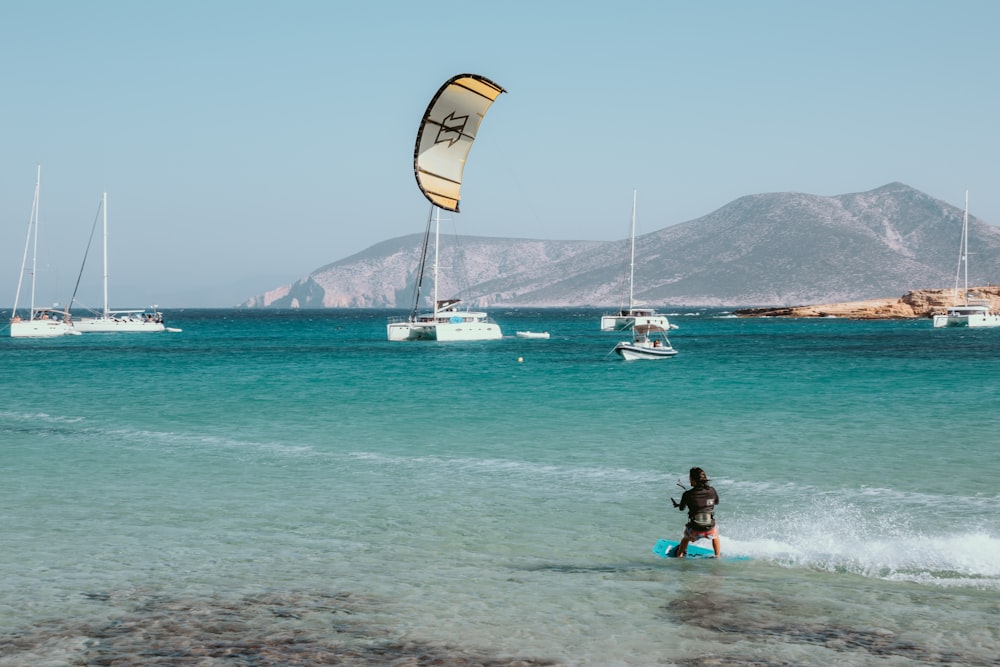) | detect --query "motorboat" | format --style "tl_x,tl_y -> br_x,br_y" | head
613,325 -> 677,361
